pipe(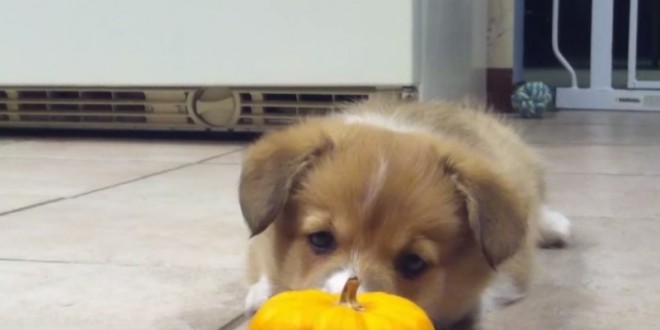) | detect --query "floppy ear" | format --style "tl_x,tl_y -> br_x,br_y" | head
239,130 -> 333,237
443,154 -> 529,269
